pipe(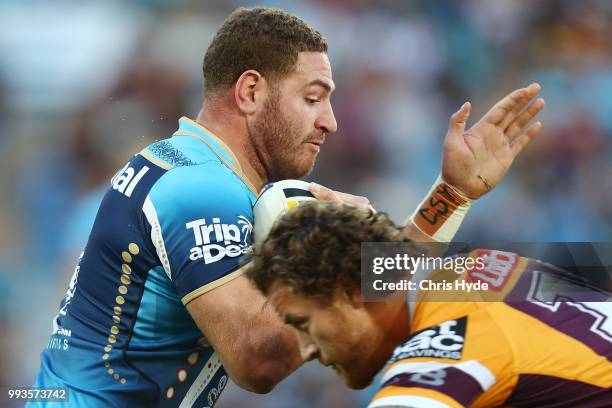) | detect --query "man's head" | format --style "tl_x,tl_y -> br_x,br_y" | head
247,201 -> 411,389
204,7 -> 337,180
